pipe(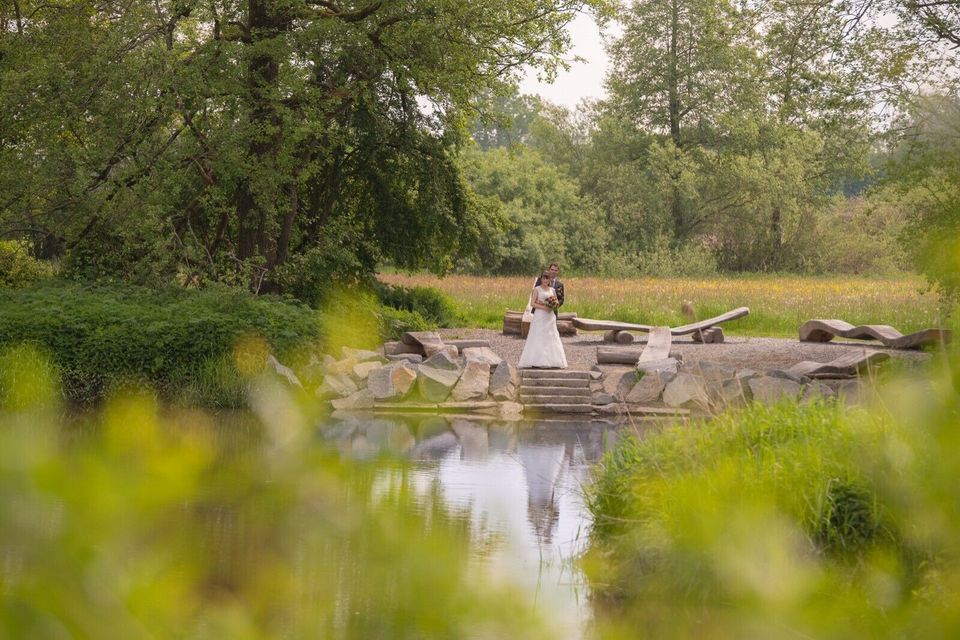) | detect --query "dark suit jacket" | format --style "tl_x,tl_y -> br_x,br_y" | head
532,276 -> 564,315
